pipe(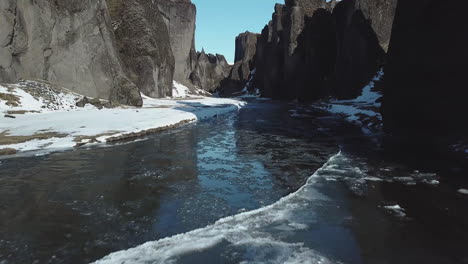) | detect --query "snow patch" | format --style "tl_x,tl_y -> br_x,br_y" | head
383,205 -> 406,218
458,189 -> 468,195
